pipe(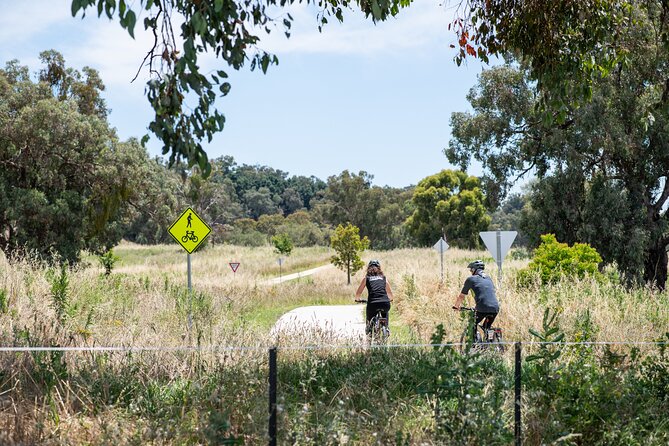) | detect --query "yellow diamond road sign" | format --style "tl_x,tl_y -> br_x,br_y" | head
168,208 -> 211,254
